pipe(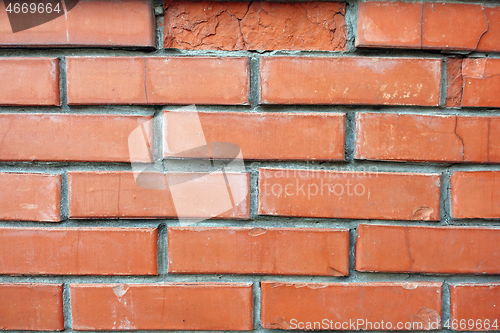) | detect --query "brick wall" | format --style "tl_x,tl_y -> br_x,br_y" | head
0,0 -> 499,331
